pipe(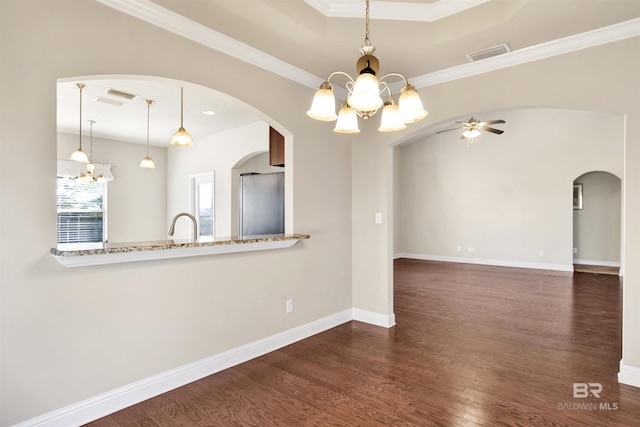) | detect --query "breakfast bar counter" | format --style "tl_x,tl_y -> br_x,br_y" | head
51,234 -> 310,267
